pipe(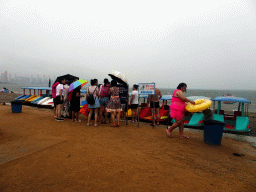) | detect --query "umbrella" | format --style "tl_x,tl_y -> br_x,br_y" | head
54,74 -> 79,85
69,79 -> 88,92
108,71 -> 128,85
